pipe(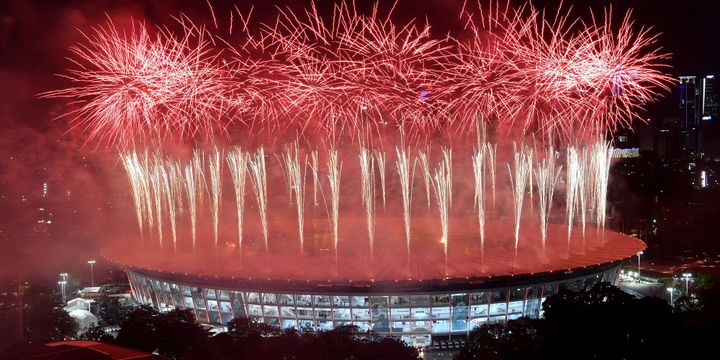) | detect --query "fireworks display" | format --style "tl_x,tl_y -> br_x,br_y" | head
46,1 -> 660,275
43,1 -> 671,147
